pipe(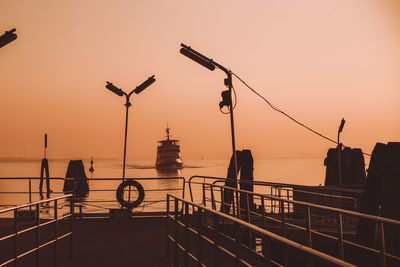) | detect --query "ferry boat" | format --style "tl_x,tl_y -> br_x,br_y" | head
155,126 -> 183,171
